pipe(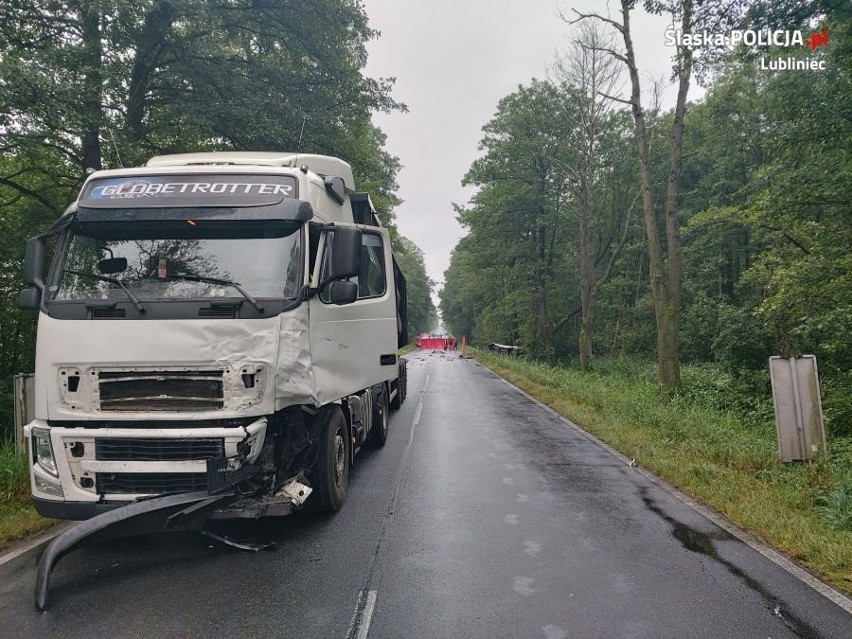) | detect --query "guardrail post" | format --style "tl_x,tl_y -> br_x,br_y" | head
13,373 -> 34,455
